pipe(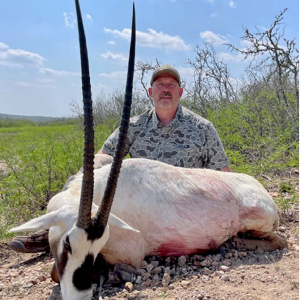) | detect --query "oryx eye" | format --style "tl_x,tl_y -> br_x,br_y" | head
64,236 -> 72,254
